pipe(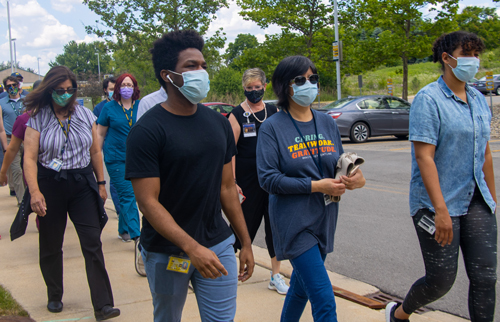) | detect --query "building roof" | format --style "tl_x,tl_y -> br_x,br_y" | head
0,68 -> 43,87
